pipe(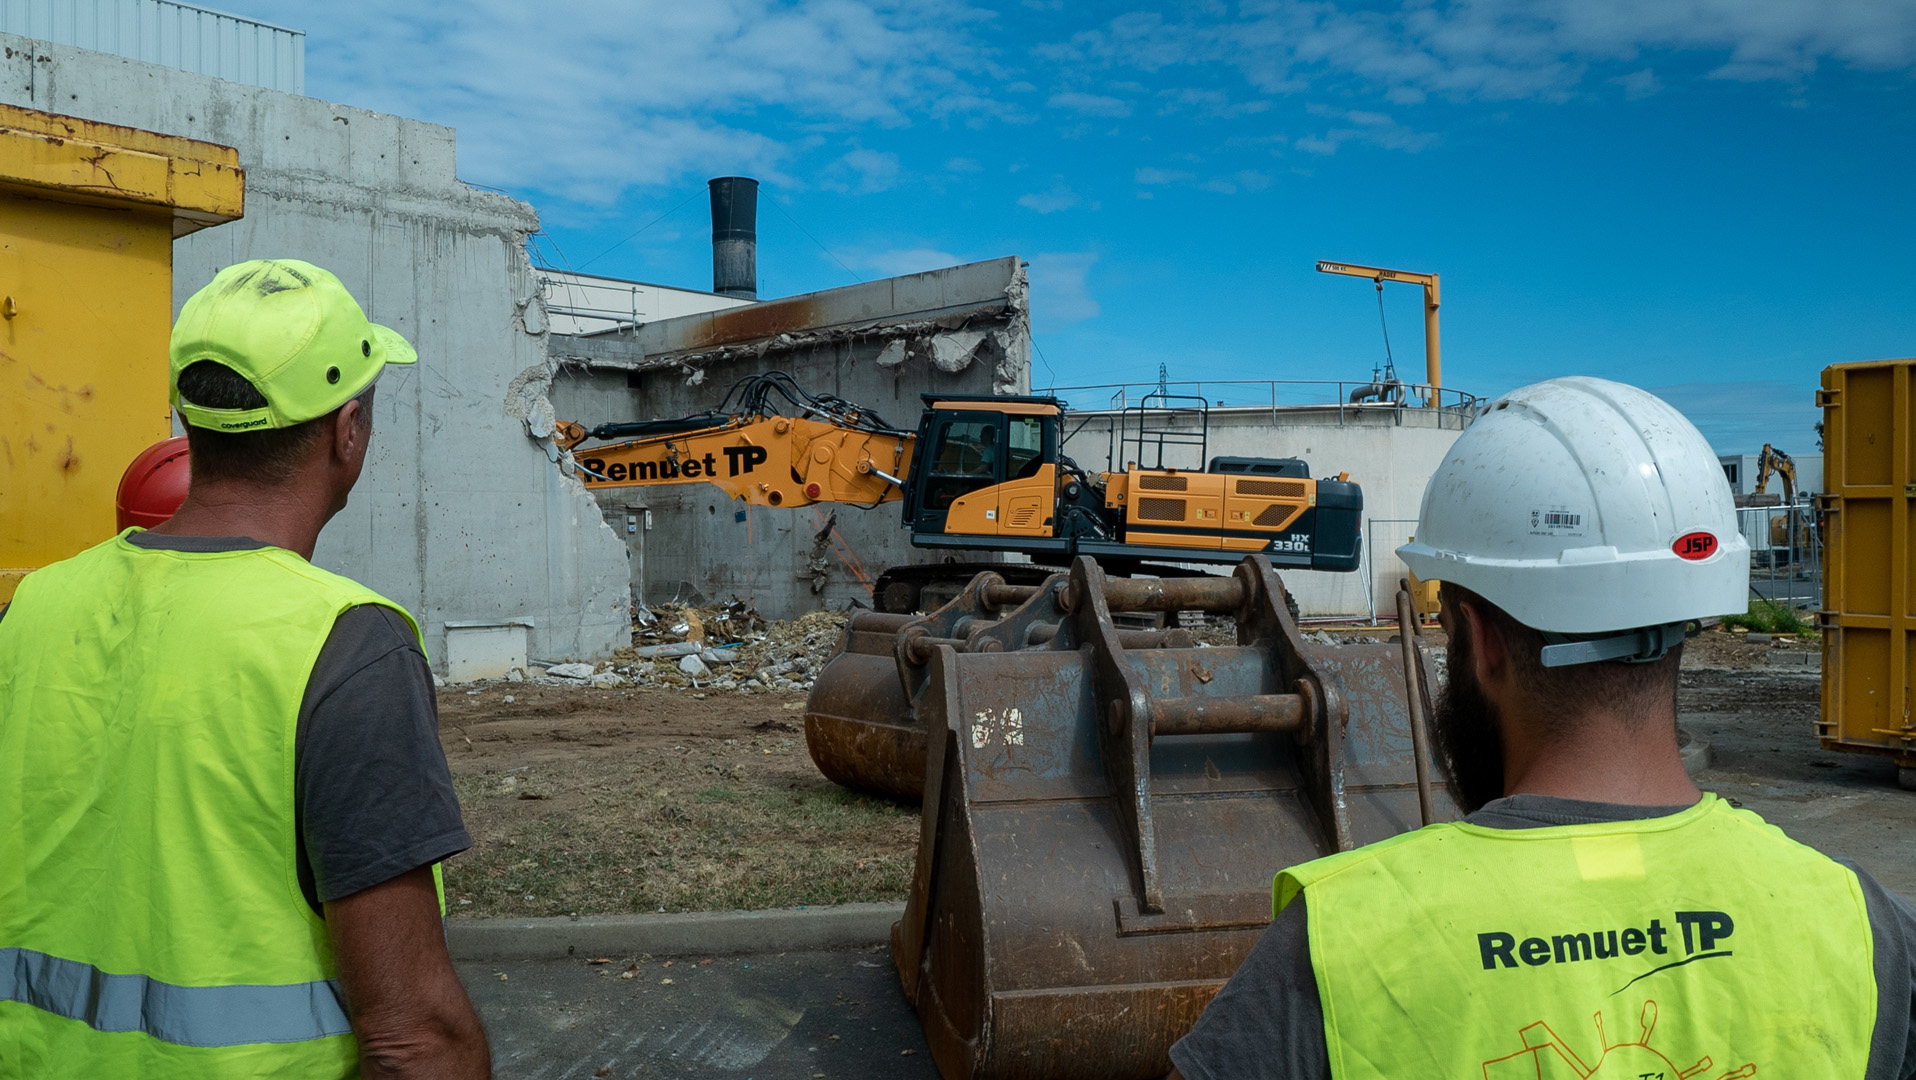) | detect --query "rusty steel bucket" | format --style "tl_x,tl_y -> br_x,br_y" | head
805,569 -> 1203,799
889,555 -> 1458,1080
